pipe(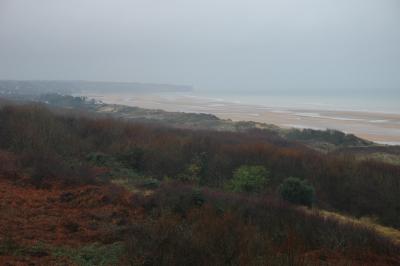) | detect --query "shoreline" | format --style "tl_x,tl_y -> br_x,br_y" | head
80,92 -> 400,145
